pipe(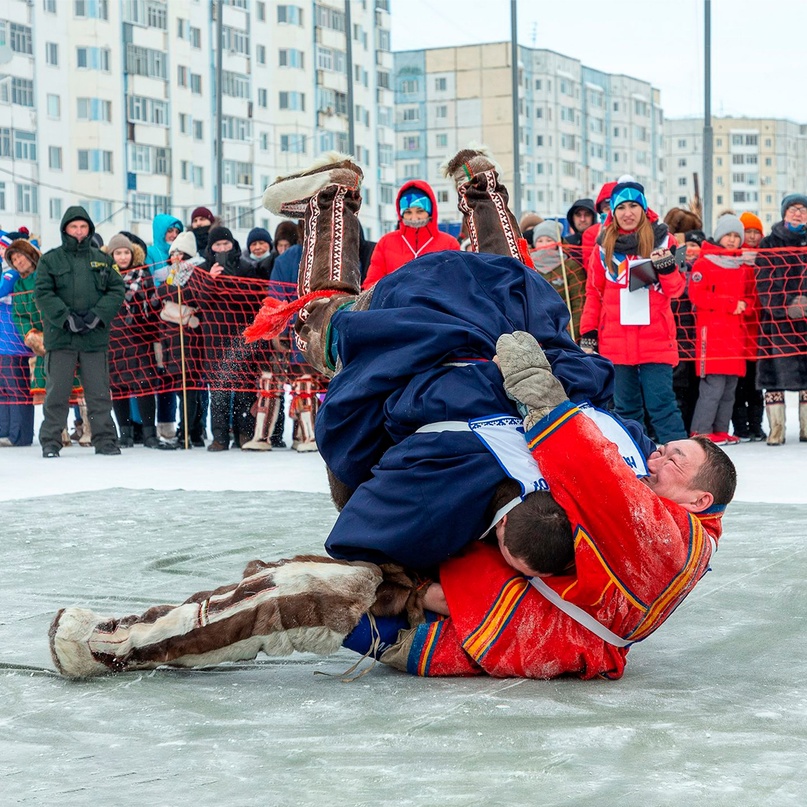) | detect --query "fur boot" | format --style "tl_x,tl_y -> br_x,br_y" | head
49,555 -> 383,679
241,371 -> 281,451
764,391 -> 786,446
61,428 -> 72,447
290,374 -> 319,452
78,402 -> 92,447
800,391 -> 807,443
157,422 -> 176,441
262,155 -> 368,375
442,146 -> 530,263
